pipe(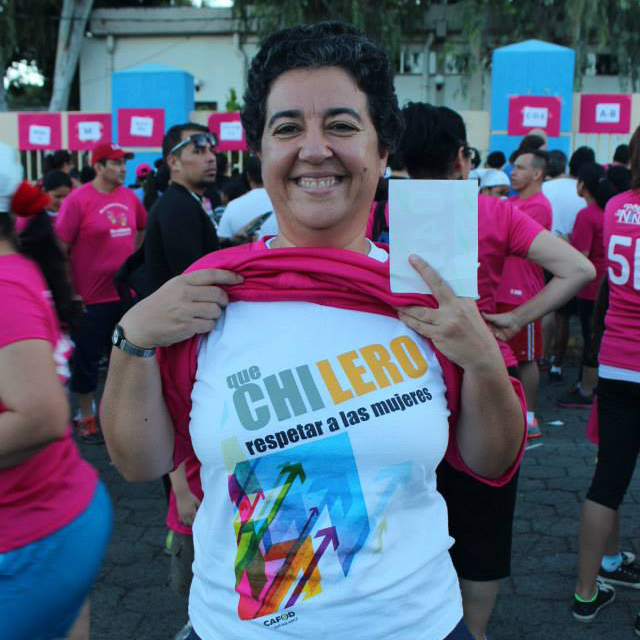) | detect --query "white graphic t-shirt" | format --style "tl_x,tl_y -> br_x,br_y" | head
188,289 -> 463,639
